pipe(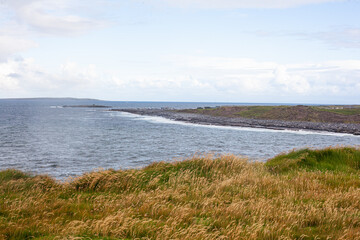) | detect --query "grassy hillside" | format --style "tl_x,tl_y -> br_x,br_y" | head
1,147 -> 360,239
266,146 -> 360,173
178,105 -> 360,124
